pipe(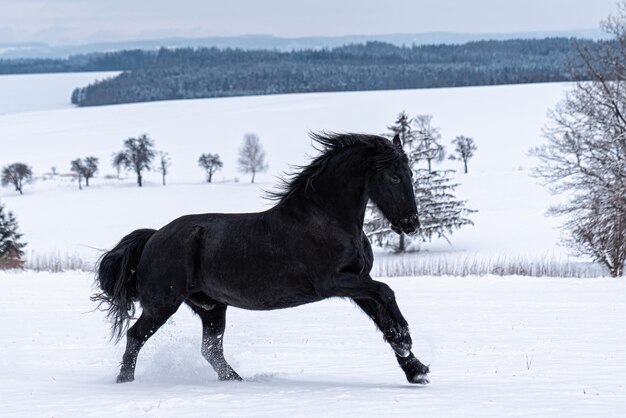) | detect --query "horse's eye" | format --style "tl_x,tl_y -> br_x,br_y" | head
390,176 -> 401,184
